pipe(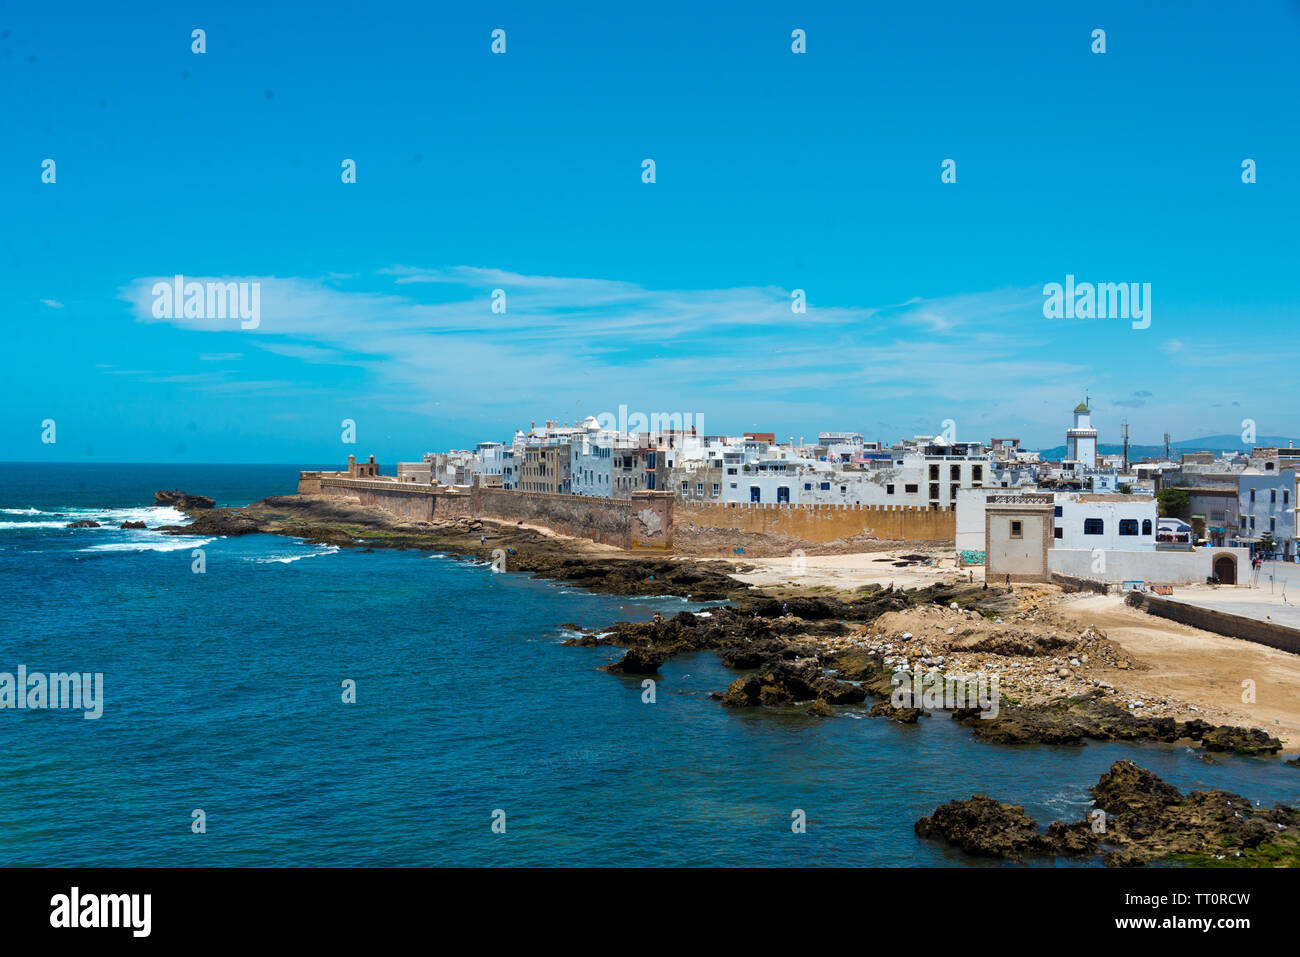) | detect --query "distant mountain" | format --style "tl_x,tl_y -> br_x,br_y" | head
1033,436 -> 1300,461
